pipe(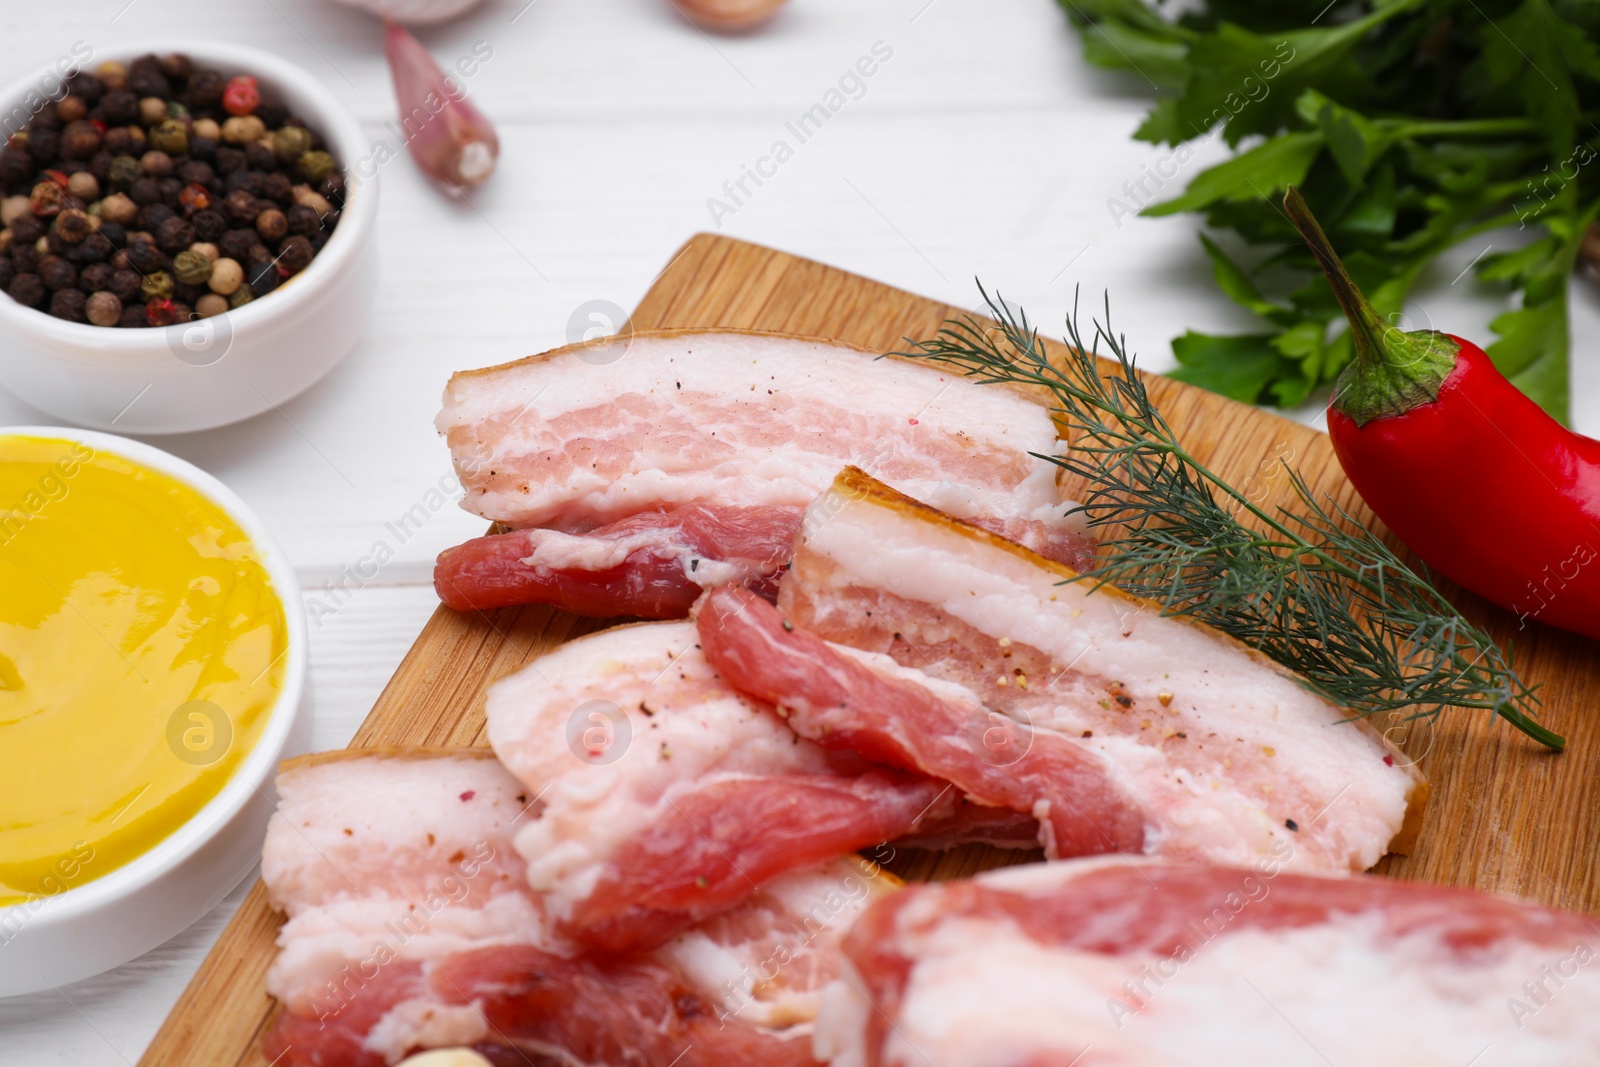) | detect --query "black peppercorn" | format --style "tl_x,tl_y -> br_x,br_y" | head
72,233 -> 113,265
55,208 -> 93,244
218,228 -> 259,262
184,69 -> 224,109
187,135 -> 218,164
0,259 -> 13,292
97,221 -> 127,248
191,209 -> 227,242
79,262 -> 114,292
159,177 -> 183,207
161,53 -> 193,84
156,216 -> 196,252
49,286 -> 87,321
277,234 -> 313,274
39,255 -> 77,291
57,96 -> 87,123
223,189 -> 261,224
247,258 -> 280,296
108,268 -> 142,301
319,174 -> 346,206
11,244 -> 40,274
128,176 -> 161,205
0,146 -> 34,190
101,89 -> 139,126
123,238 -> 167,274
259,171 -> 292,205
214,145 -> 245,175
61,120 -> 103,160
178,160 -> 215,188
138,202 -> 176,232
244,142 -> 274,172
117,305 -> 144,327
103,127 -> 135,156
284,203 -> 319,236
127,69 -> 170,100
9,271 -> 45,307
43,230 -> 67,256
69,72 -> 104,104
256,103 -> 289,129
25,128 -> 60,166
89,150 -> 113,183
10,215 -> 45,246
